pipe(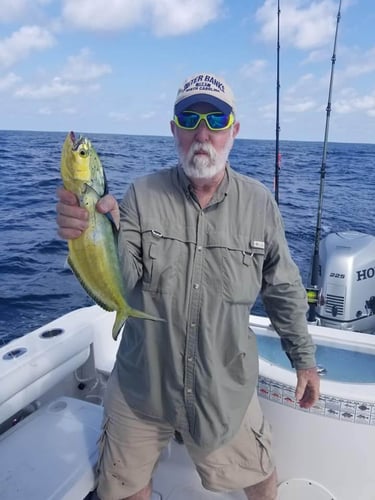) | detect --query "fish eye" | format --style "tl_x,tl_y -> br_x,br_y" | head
79,148 -> 88,157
